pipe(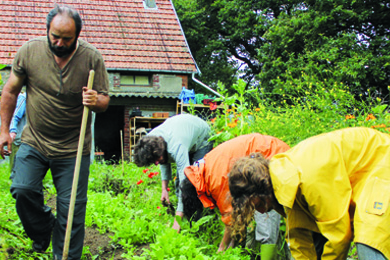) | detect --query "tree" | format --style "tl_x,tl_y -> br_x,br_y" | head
174,0 -> 390,100
174,0 -> 240,94
258,0 -> 390,100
